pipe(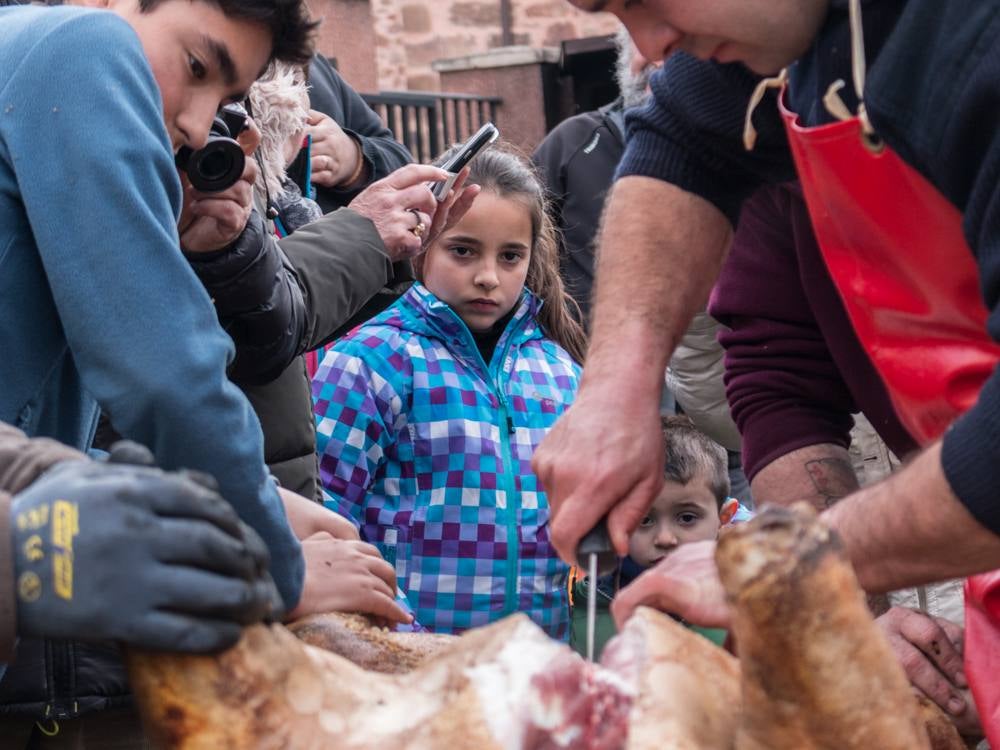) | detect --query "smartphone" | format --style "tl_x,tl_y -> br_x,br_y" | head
431,122 -> 500,201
